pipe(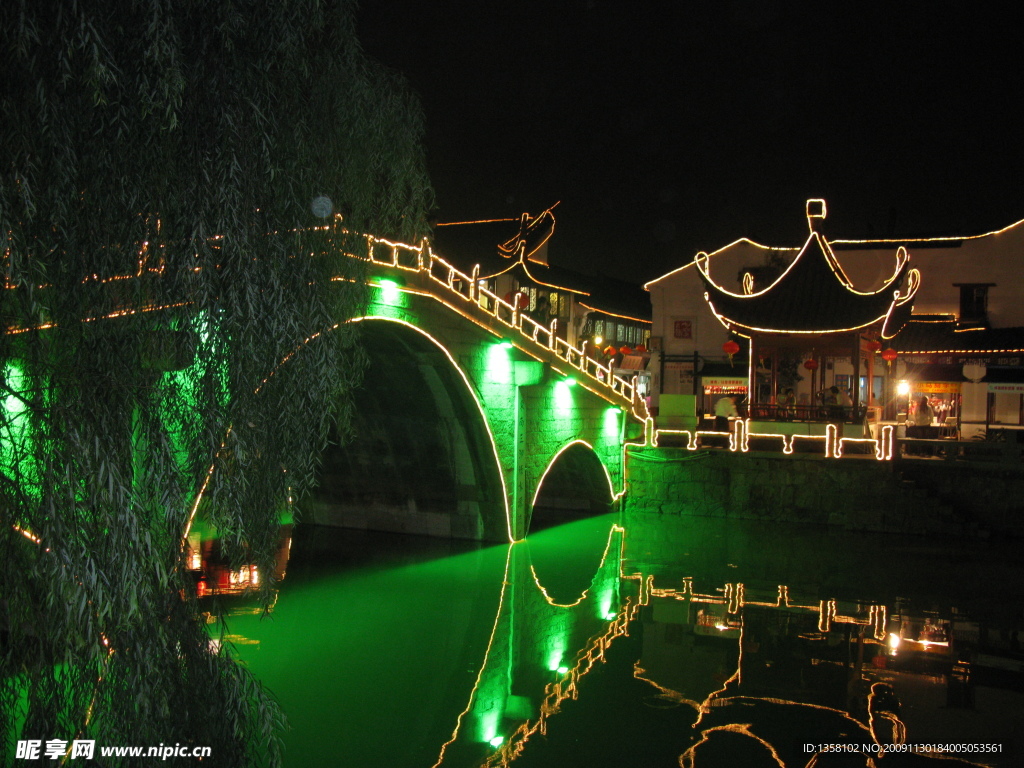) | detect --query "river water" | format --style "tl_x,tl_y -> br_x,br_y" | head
216,514 -> 1024,767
